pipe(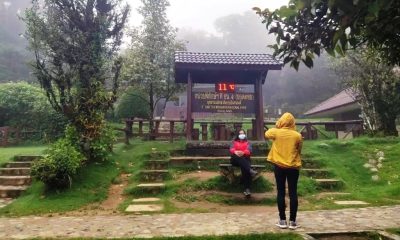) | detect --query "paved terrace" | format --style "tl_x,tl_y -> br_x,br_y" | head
0,205 -> 399,239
